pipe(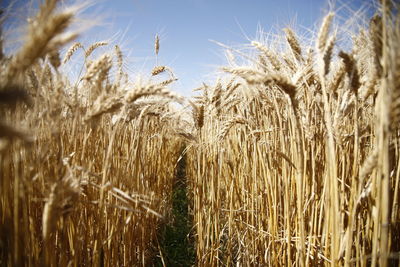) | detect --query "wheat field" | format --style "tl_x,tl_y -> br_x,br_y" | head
0,0 -> 399,266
